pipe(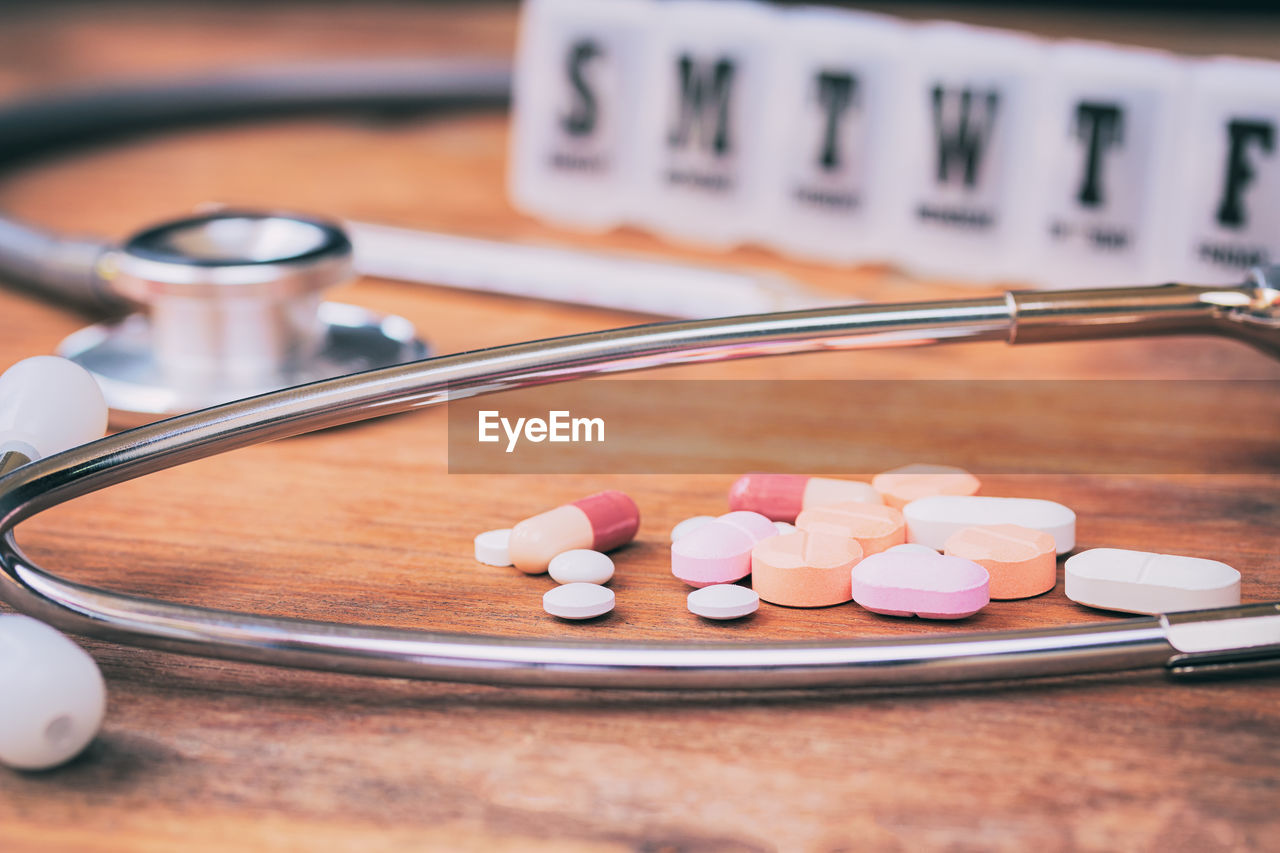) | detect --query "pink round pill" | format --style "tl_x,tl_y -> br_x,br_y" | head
850,550 -> 990,620
671,510 -> 777,588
